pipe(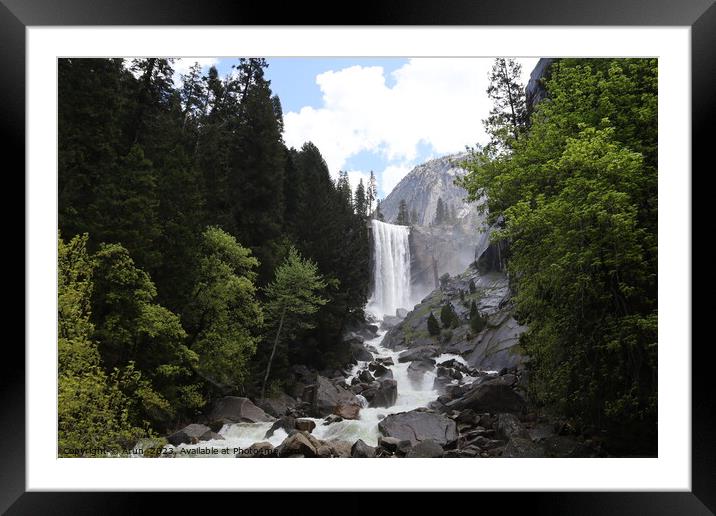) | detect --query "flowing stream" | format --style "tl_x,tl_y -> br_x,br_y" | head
164,221 -> 473,457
